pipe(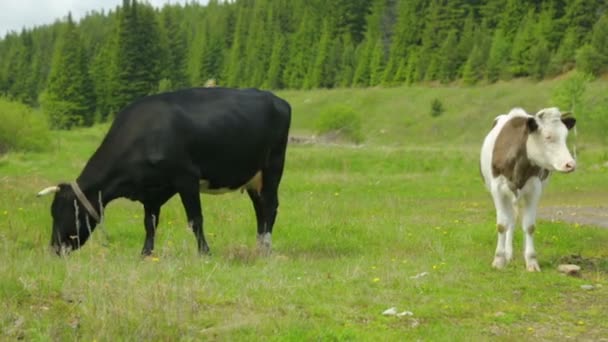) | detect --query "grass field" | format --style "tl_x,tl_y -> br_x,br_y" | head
1,80 -> 607,340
